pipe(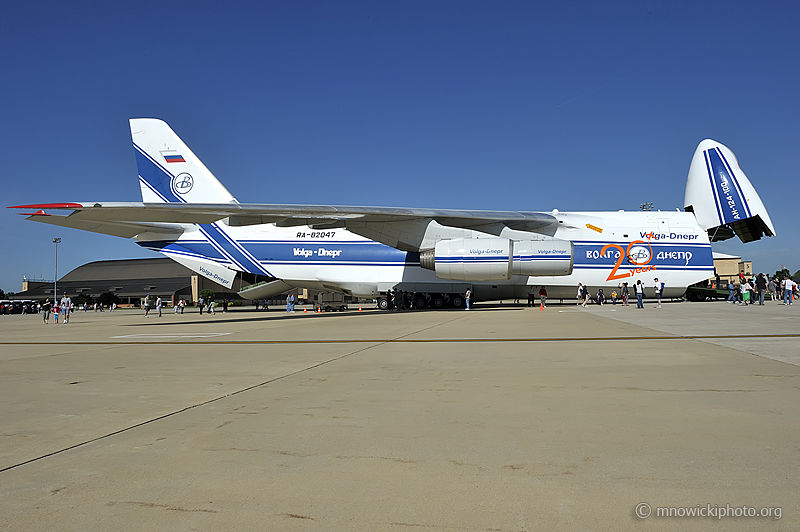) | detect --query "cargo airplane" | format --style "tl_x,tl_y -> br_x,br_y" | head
11,119 -> 775,308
